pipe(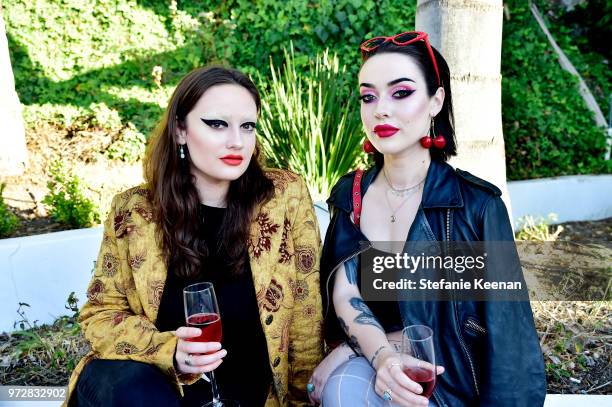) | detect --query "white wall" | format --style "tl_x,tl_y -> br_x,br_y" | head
507,175 -> 612,226
1,175 -> 610,333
